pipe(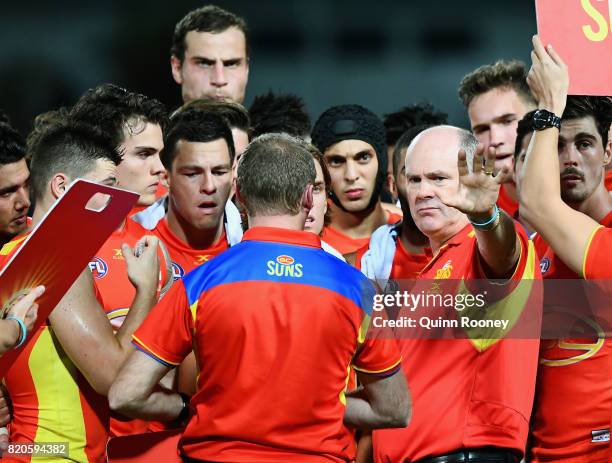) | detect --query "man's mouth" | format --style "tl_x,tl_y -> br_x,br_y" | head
345,189 -> 364,200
